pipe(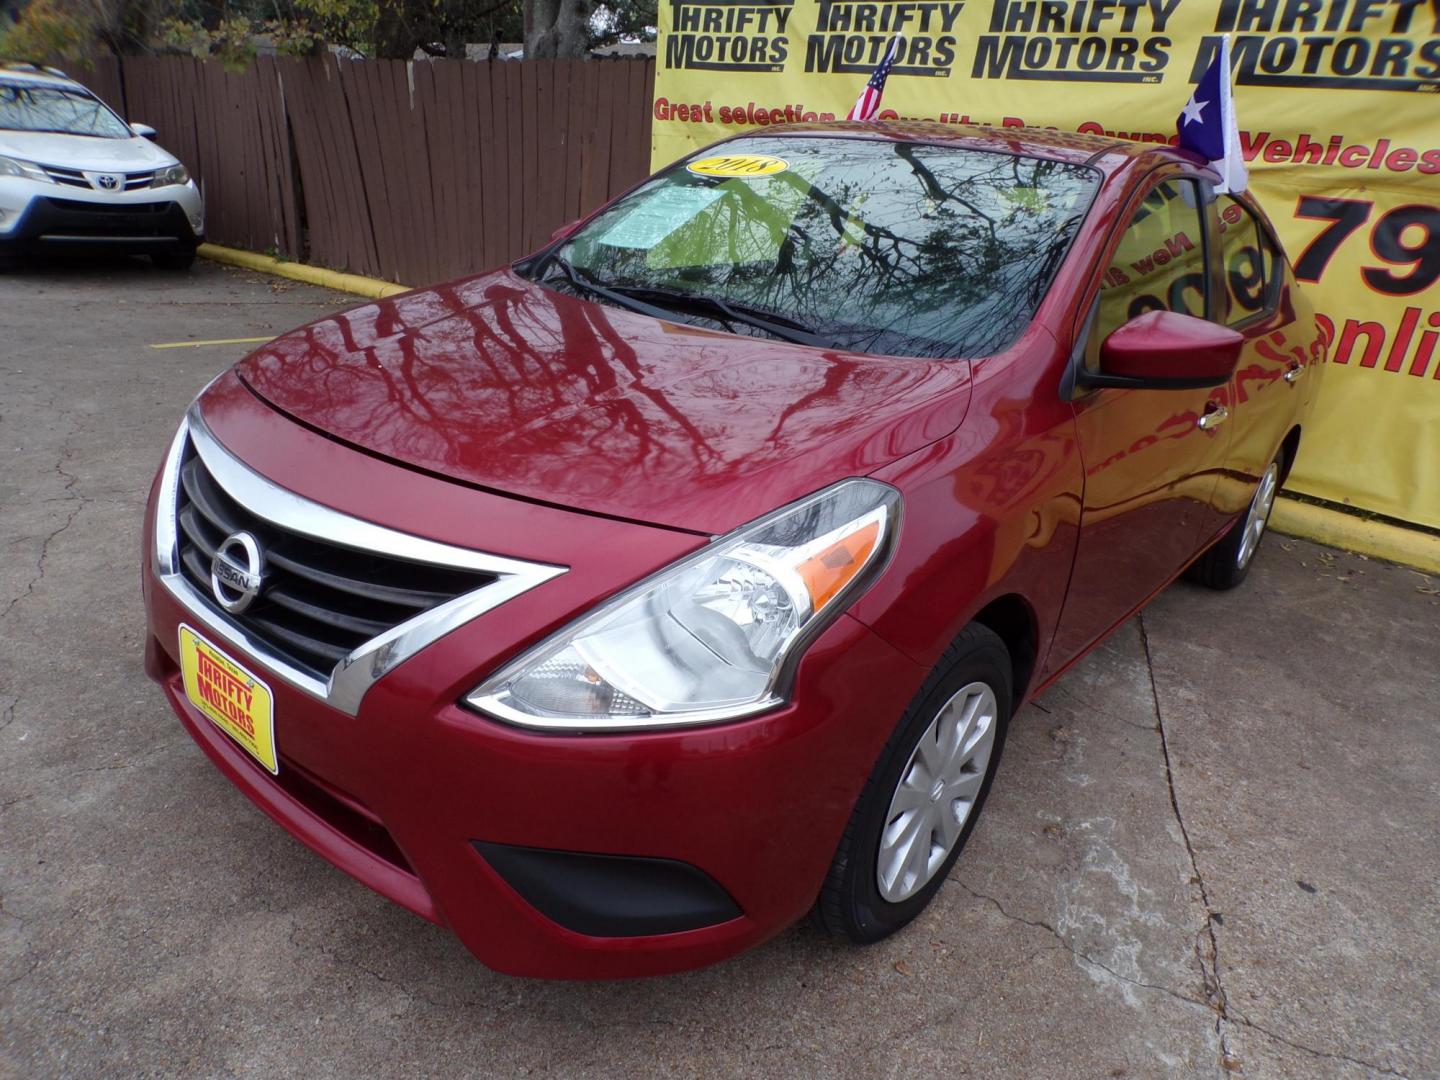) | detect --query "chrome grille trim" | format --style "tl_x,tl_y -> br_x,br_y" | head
38,165 -> 156,190
42,165 -> 90,188
154,408 -> 566,715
